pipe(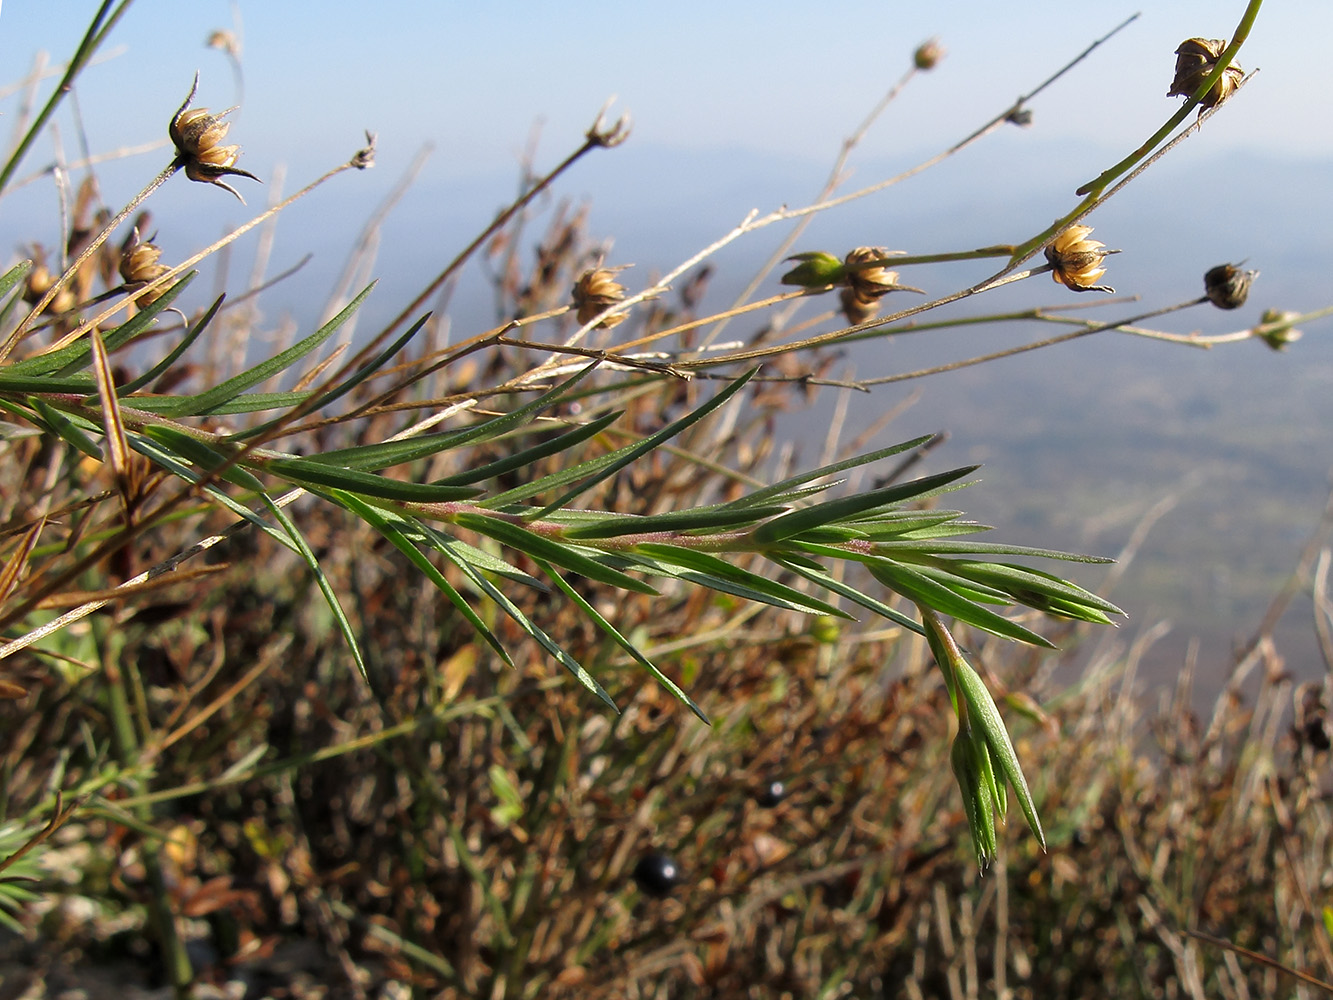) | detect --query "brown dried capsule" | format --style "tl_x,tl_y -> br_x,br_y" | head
119,230 -> 172,308
839,286 -> 879,324
22,247 -> 76,315
572,266 -> 629,328
1045,225 -> 1114,293
843,247 -> 906,302
1203,262 -> 1256,310
1167,38 -> 1243,109
169,74 -> 259,202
